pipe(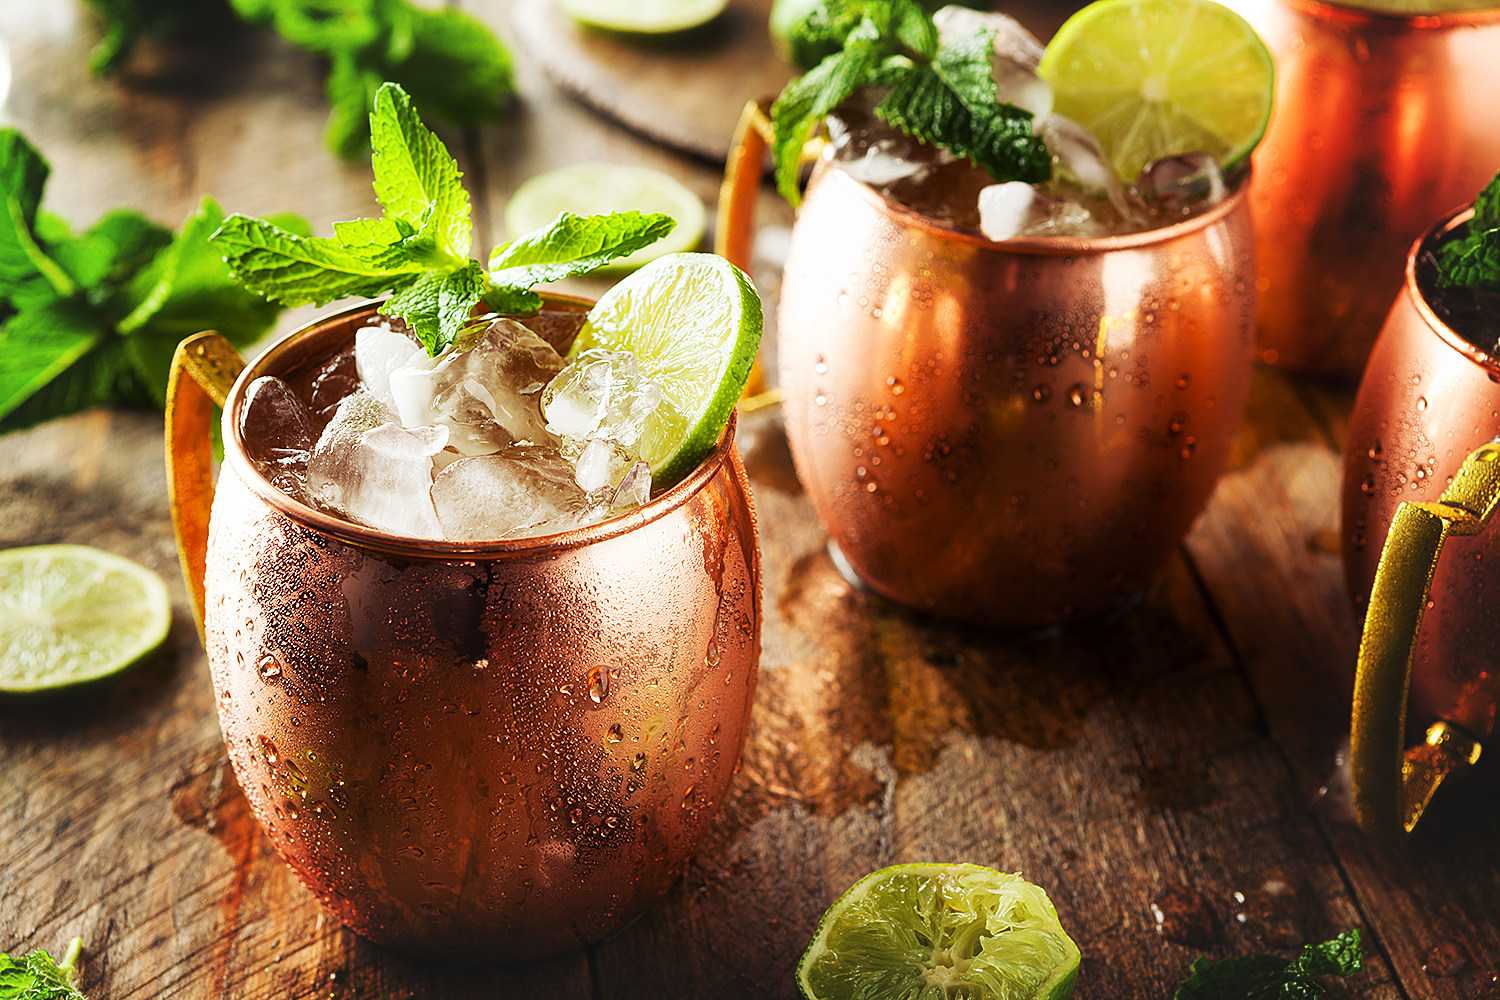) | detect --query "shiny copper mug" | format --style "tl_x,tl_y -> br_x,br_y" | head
718,102 -> 1257,627
1342,205 -> 1495,844
1223,0 -> 1500,378
164,300 -> 761,960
